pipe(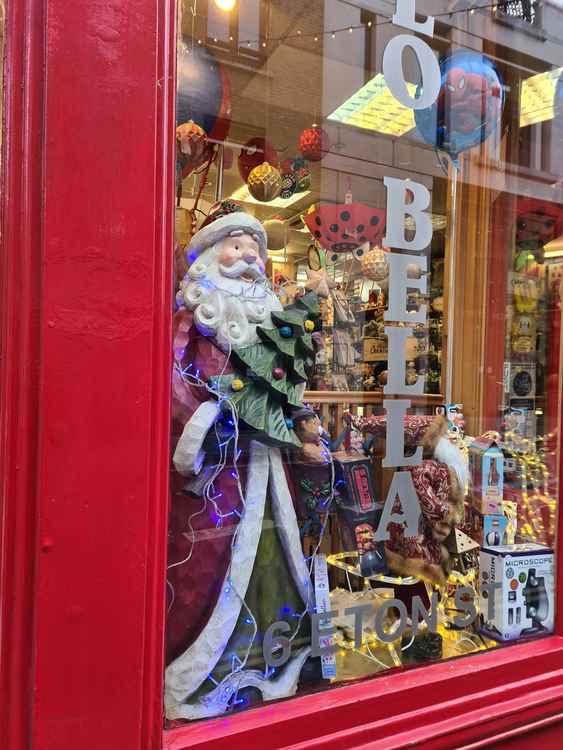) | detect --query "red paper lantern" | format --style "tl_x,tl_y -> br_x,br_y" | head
303,202 -> 386,260
238,137 -> 279,183
299,126 -> 330,162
